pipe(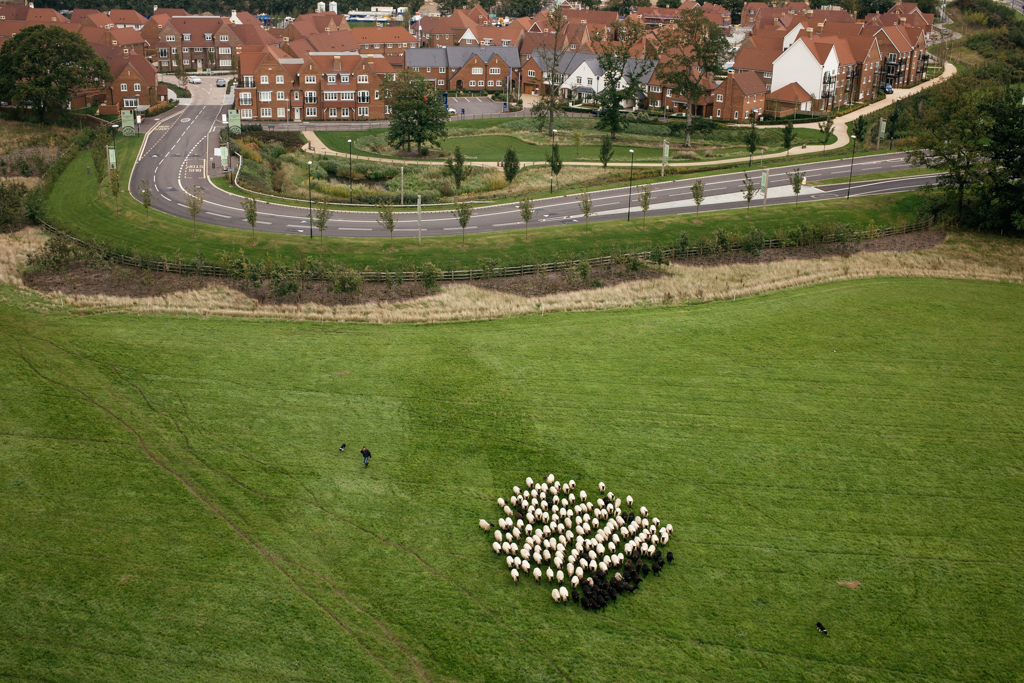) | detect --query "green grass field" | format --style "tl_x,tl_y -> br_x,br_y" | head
46,134 -> 925,272
1,277 -> 1023,681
